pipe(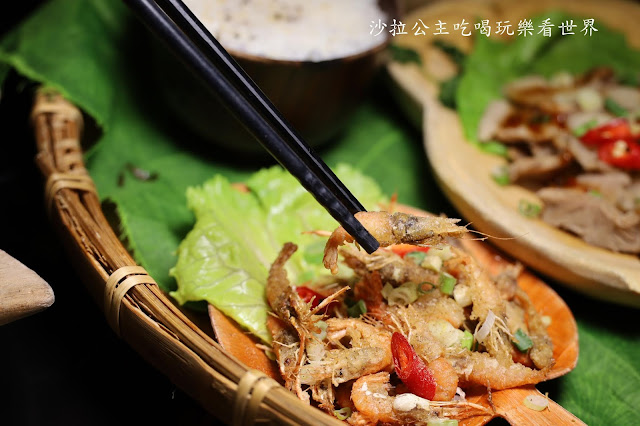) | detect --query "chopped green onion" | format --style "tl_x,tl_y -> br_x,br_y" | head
491,165 -> 510,186
472,339 -> 480,352
513,328 -> 534,352
618,71 -> 640,87
417,281 -> 436,294
426,319 -> 463,348
452,284 -> 472,307
406,251 -> 428,265
429,245 -> 454,261
347,300 -> 367,318
334,407 -> 352,420
439,272 -> 457,295
421,254 -> 443,272
523,394 -> 549,411
432,40 -> 466,67
576,87 -> 603,111
588,189 -> 602,198
518,199 -> 542,218
605,97 -> 628,117
390,44 -> 422,65
427,419 -> 459,426
438,75 -> 461,109
387,282 -> 419,306
572,118 -> 599,137
460,330 -> 474,351
313,320 -> 328,340
381,283 -> 394,300
480,141 -> 509,157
